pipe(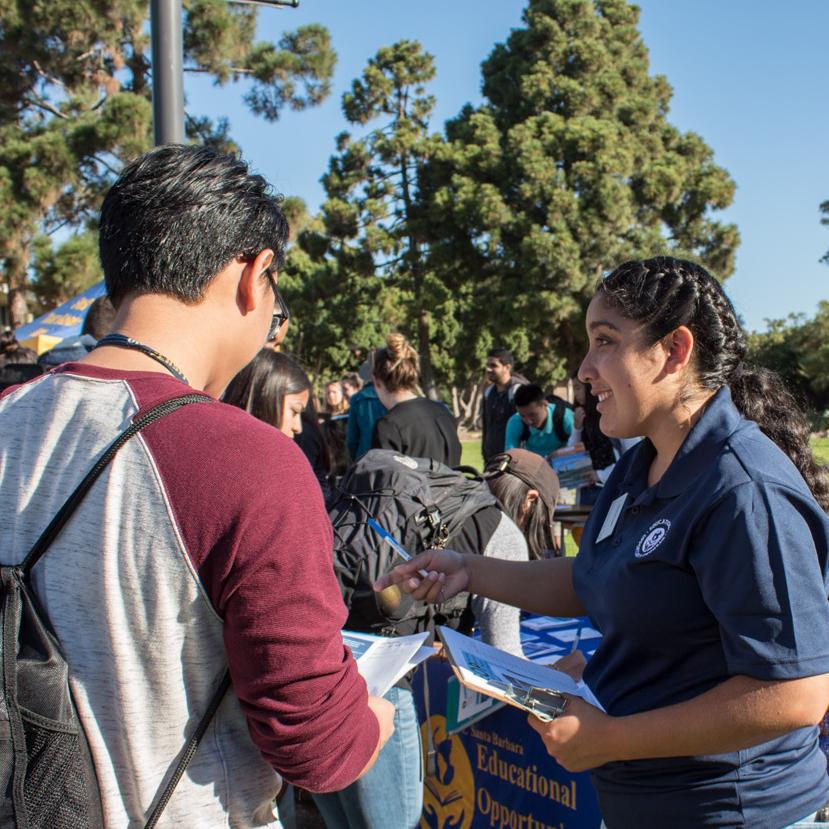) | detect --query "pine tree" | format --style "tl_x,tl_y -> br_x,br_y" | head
0,0 -> 335,322
295,41 -> 452,397
421,0 -> 739,389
